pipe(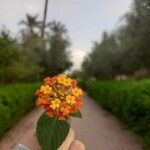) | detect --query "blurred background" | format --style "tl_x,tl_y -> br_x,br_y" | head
0,0 -> 149,81
0,0 -> 150,149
